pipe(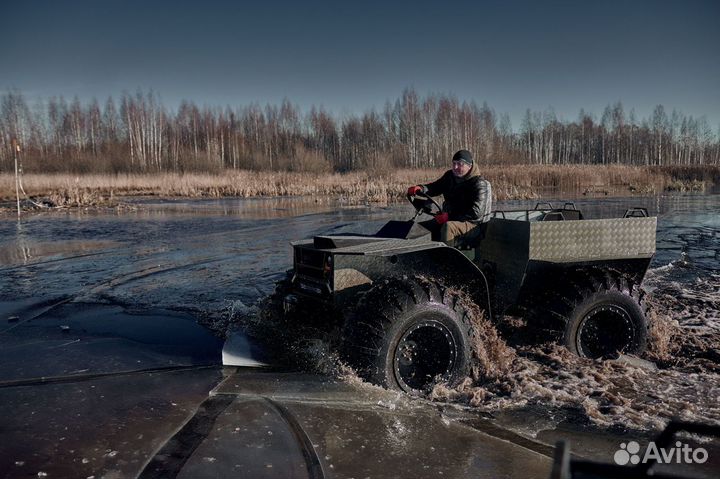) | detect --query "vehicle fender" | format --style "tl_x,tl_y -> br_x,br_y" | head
390,246 -> 492,318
